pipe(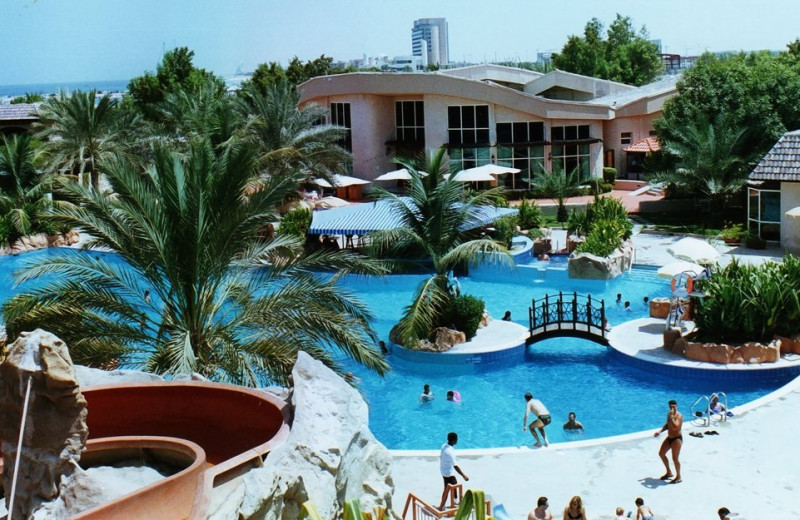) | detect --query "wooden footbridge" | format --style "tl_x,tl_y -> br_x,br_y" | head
527,292 -> 609,346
